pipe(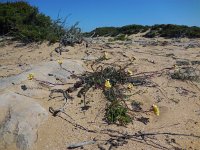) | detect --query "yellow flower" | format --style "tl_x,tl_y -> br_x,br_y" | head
127,69 -> 133,75
57,59 -> 63,65
127,83 -> 133,89
152,104 -> 160,116
27,73 -> 34,80
173,64 -> 177,68
105,79 -> 112,89
104,52 -> 109,60
174,64 -> 179,70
